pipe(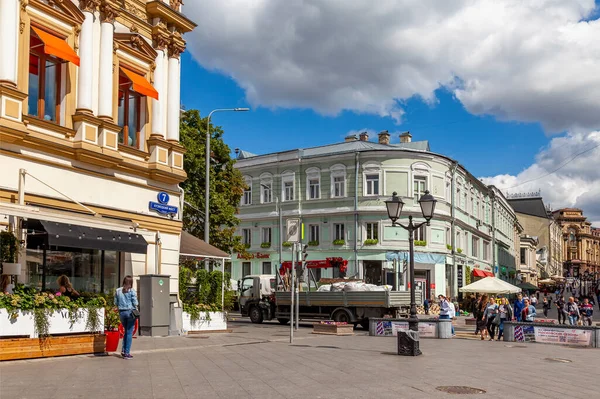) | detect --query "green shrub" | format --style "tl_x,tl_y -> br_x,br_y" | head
260,242 -> 271,248
414,240 -> 427,246
308,240 -> 319,246
333,239 -> 345,245
364,239 -> 378,245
